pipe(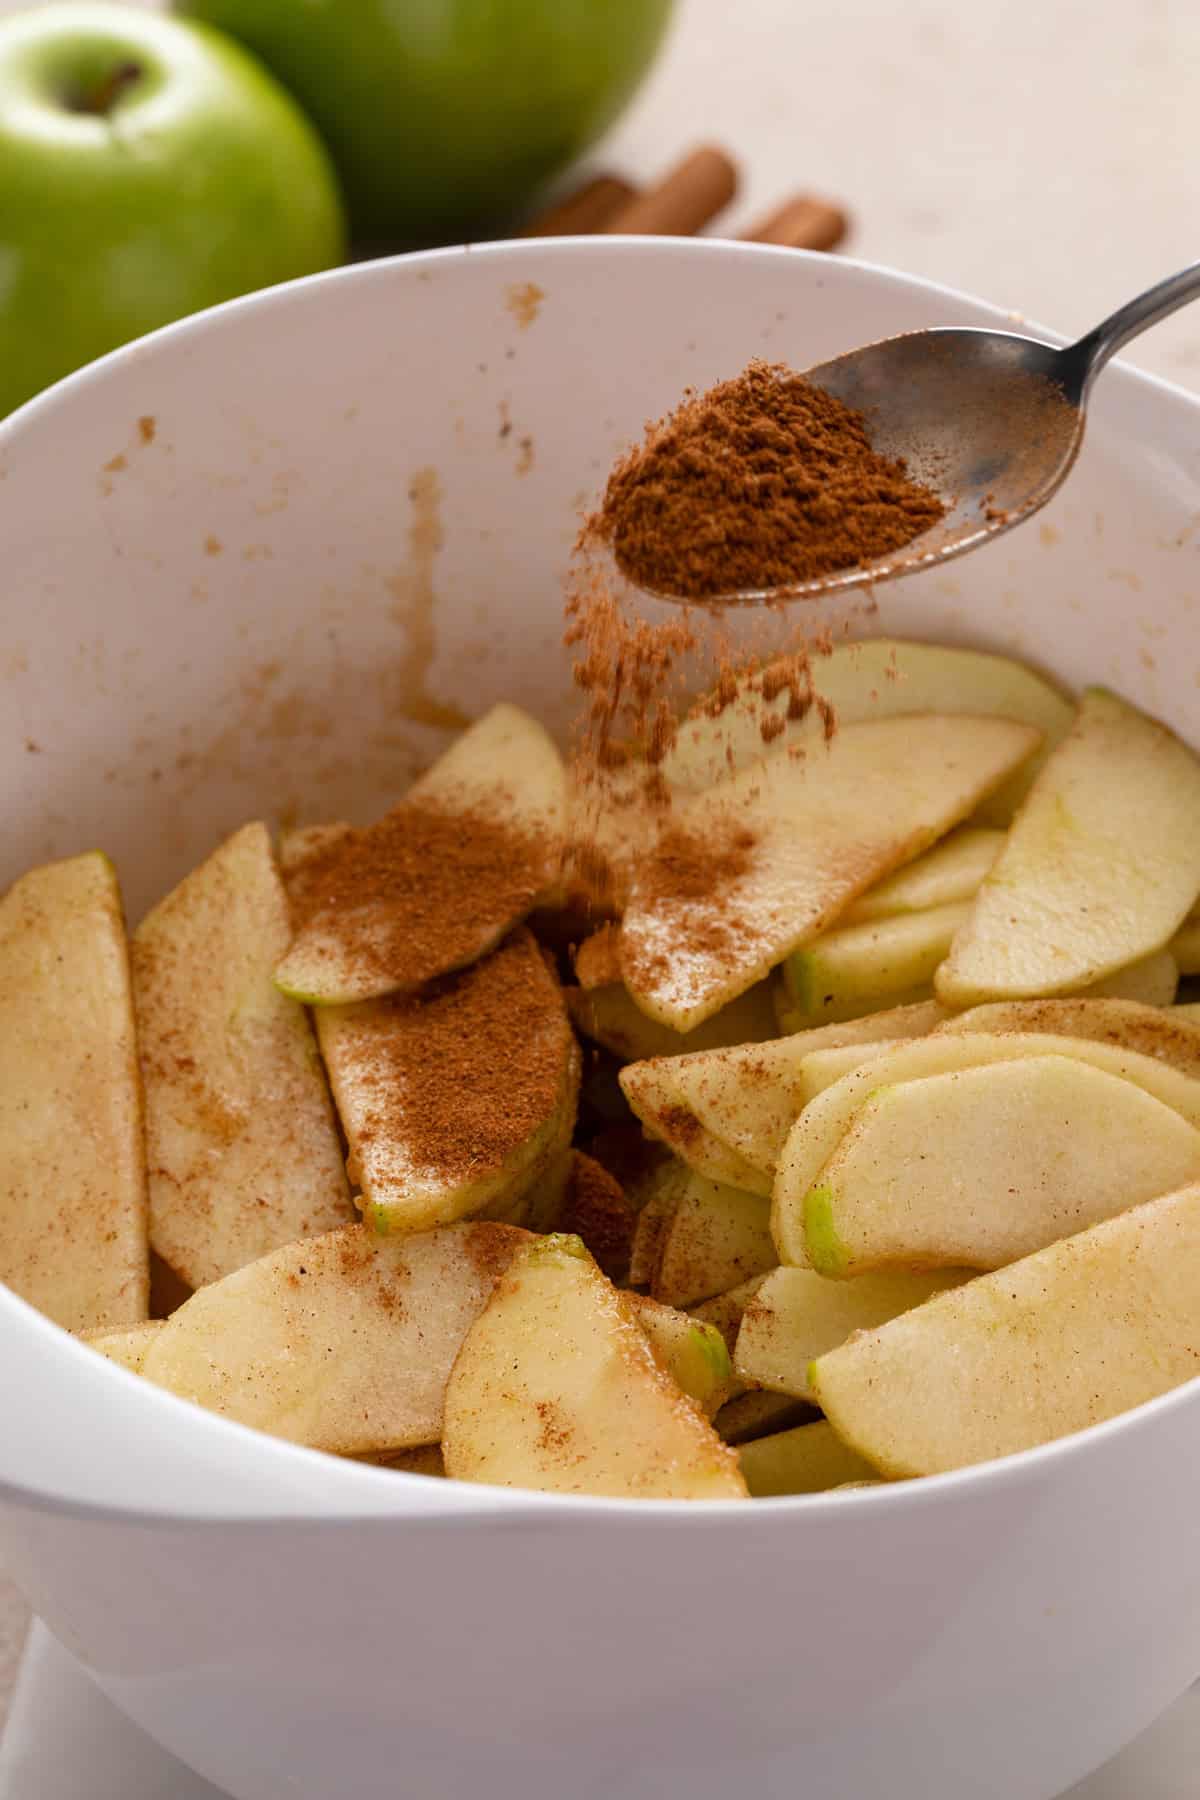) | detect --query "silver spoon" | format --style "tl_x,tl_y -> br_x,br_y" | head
634,259 -> 1200,604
